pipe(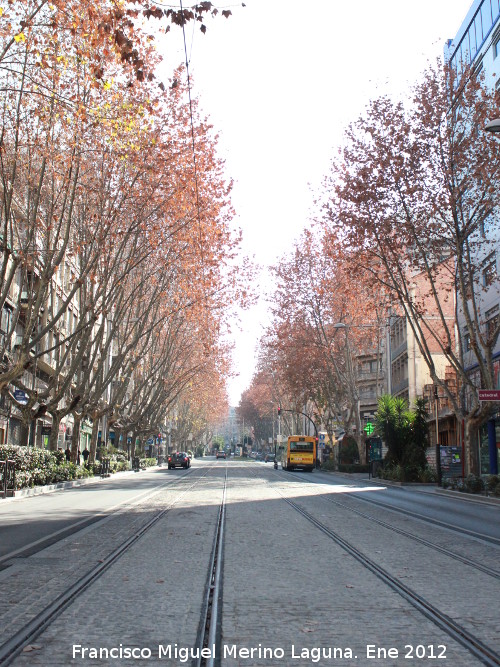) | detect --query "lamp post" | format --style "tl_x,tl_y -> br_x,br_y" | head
434,385 -> 442,486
